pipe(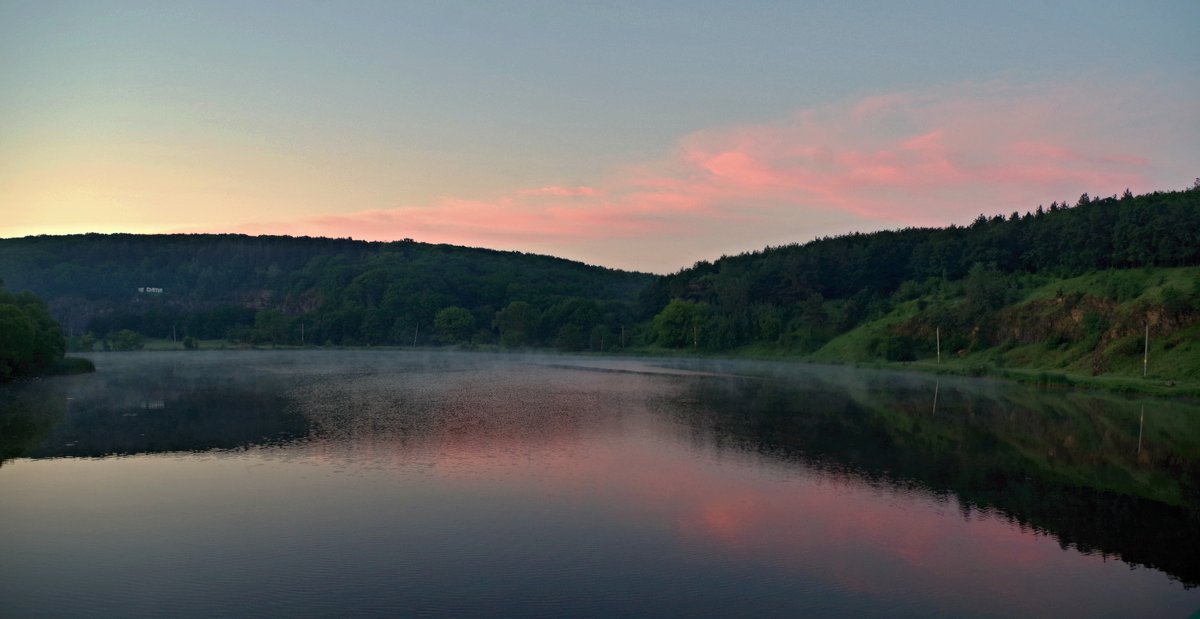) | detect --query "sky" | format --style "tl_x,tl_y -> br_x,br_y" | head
2,1 -> 1198,273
